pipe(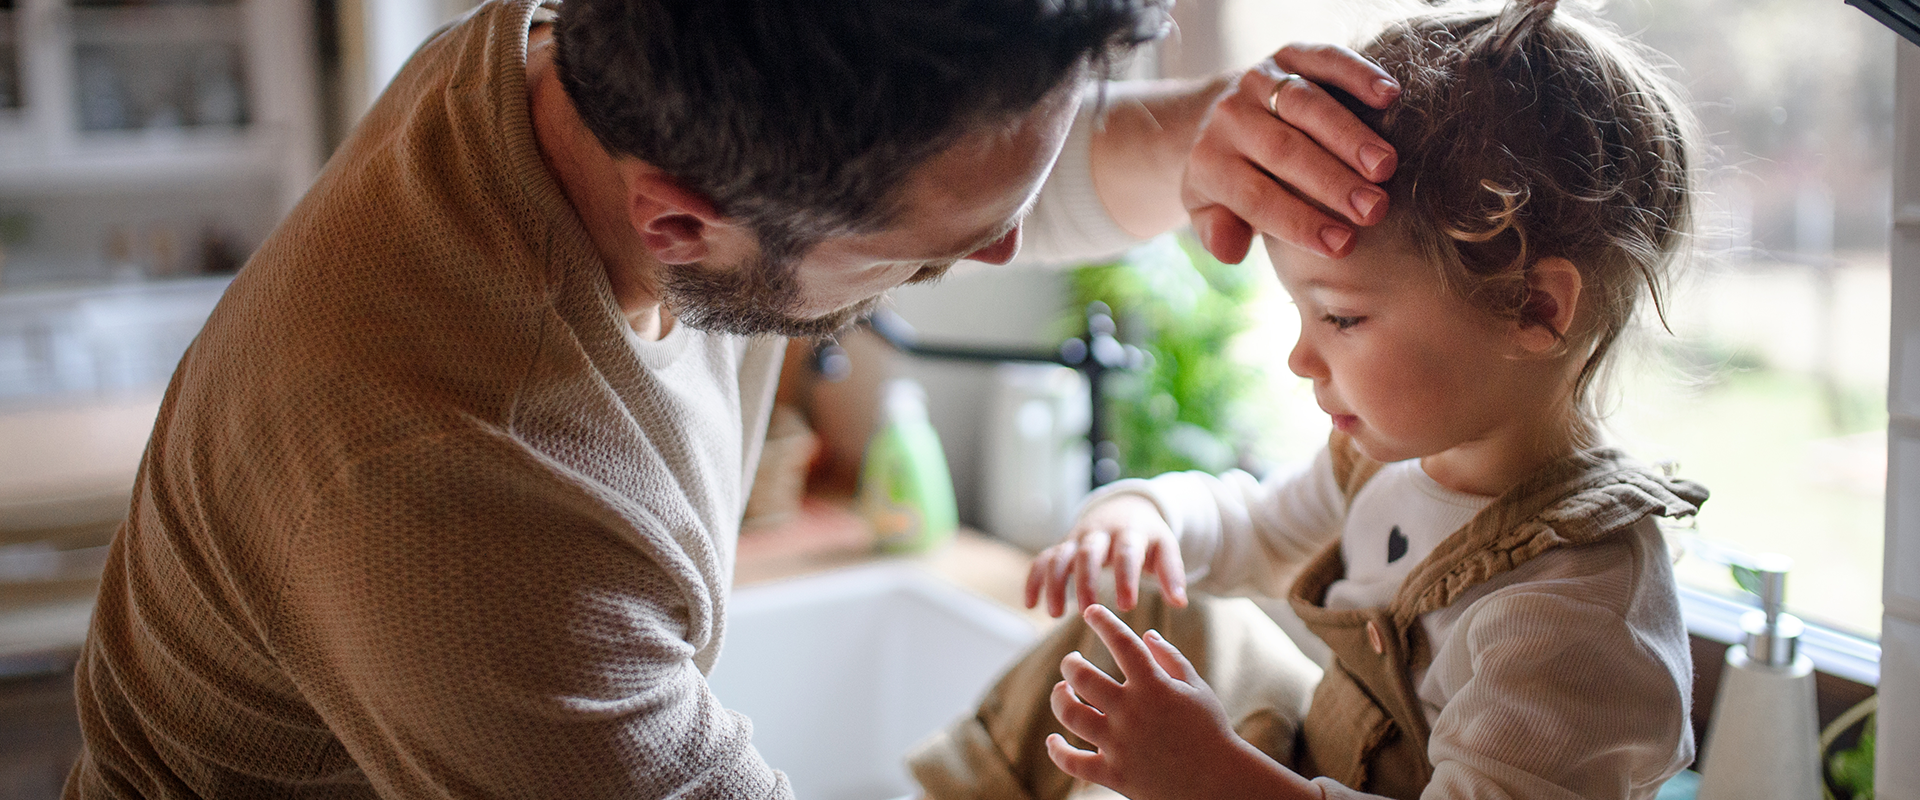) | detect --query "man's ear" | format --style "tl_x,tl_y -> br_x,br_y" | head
621,167 -> 729,265
1513,256 -> 1583,355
